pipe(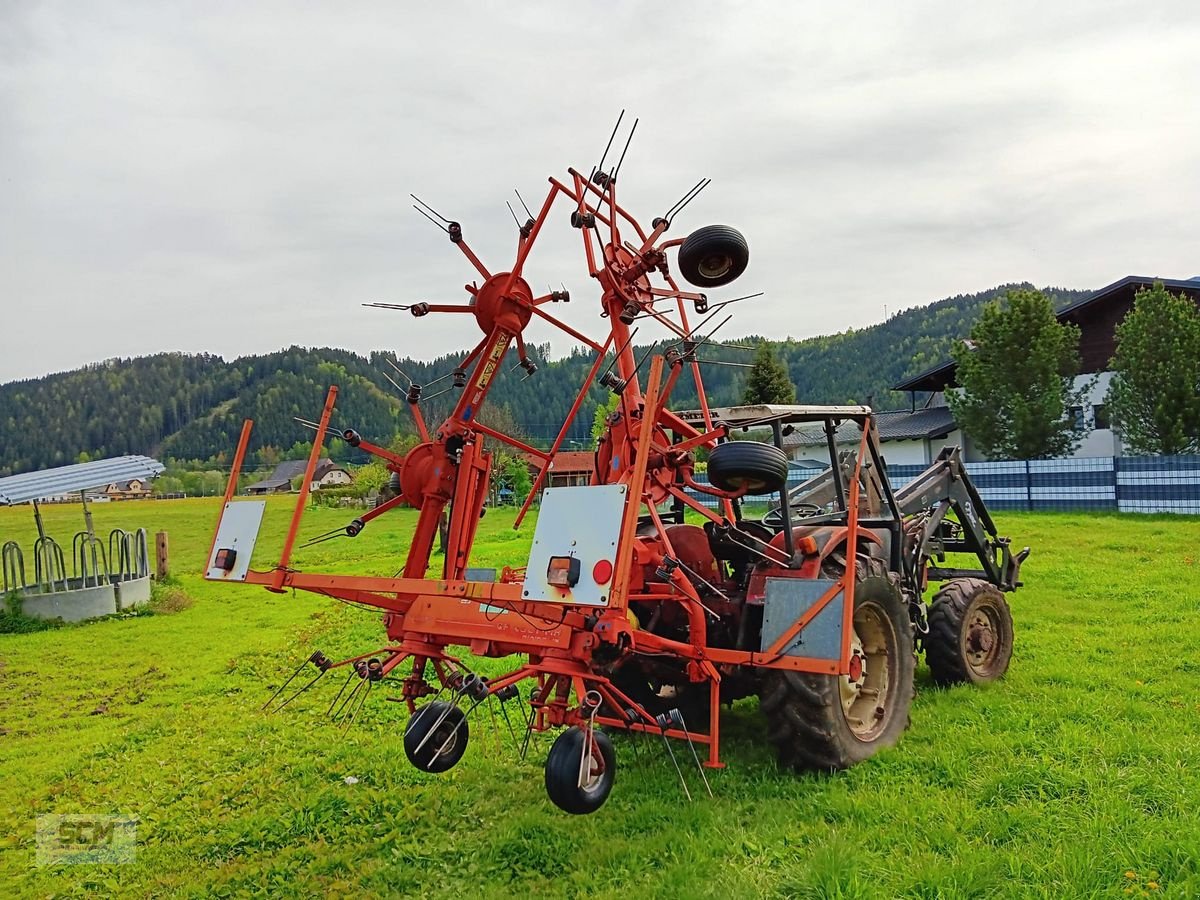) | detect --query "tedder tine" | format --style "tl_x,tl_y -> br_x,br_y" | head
670,708 -> 713,799
654,712 -> 692,802
264,651 -> 330,713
